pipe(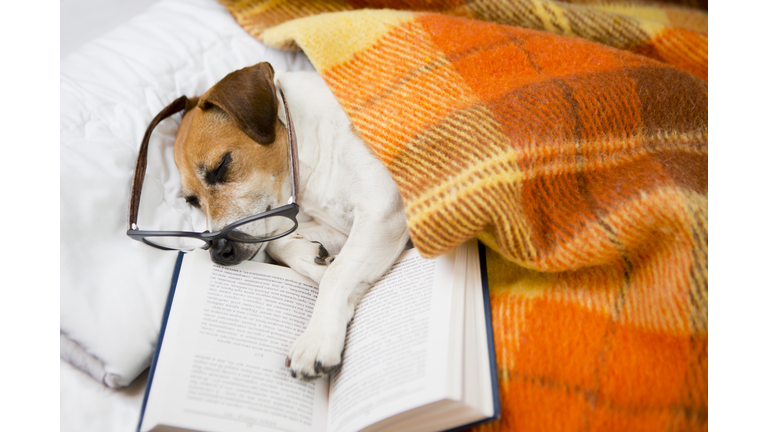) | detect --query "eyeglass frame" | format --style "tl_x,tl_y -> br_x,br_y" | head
126,81 -> 301,251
